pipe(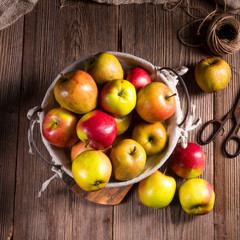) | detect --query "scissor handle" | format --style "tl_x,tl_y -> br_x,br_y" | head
197,119 -> 225,145
223,127 -> 240,158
